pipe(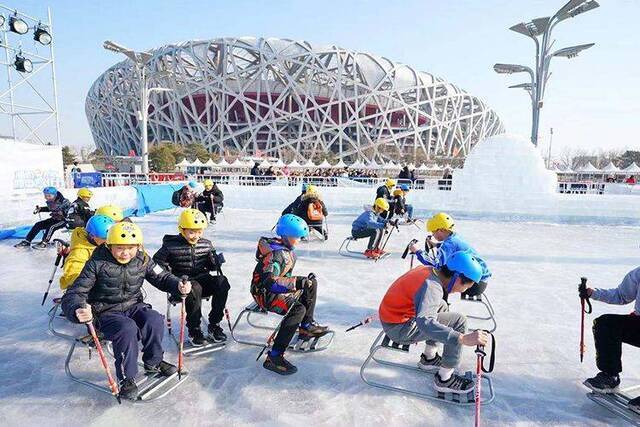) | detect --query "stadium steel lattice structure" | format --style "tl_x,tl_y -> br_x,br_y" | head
86,37 -> 504,163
